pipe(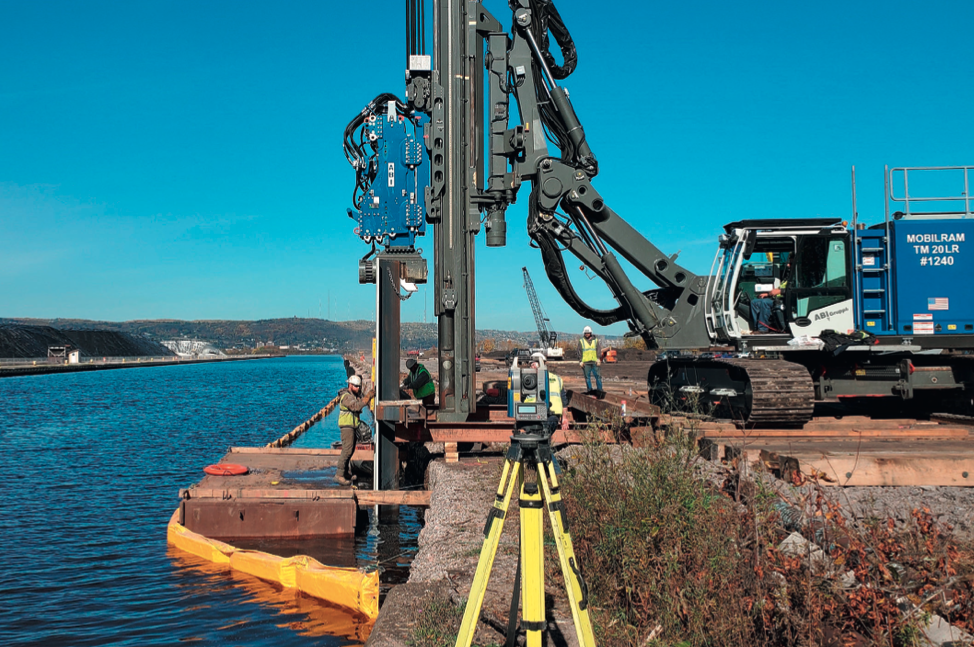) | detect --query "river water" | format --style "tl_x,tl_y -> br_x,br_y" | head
0,355 -> 418,647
